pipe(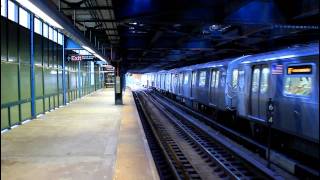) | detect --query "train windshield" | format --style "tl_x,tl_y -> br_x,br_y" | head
284,64 -> 313,97
284,77 -> 312,96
